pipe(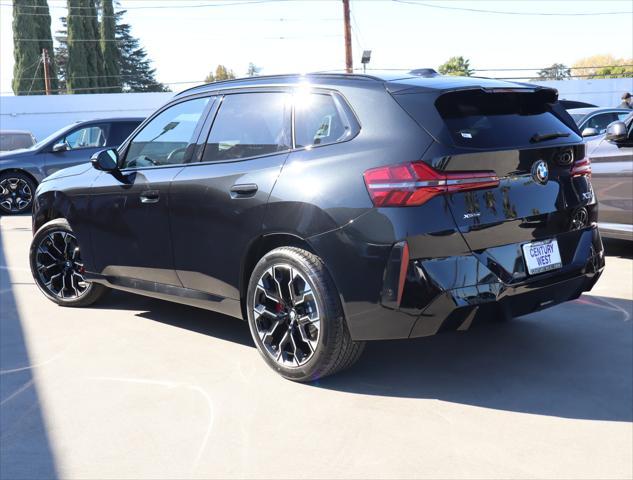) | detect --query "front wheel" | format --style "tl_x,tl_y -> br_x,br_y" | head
0,172 -> 36,215
246,247 -> 365,382
29,218 -> 110,307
